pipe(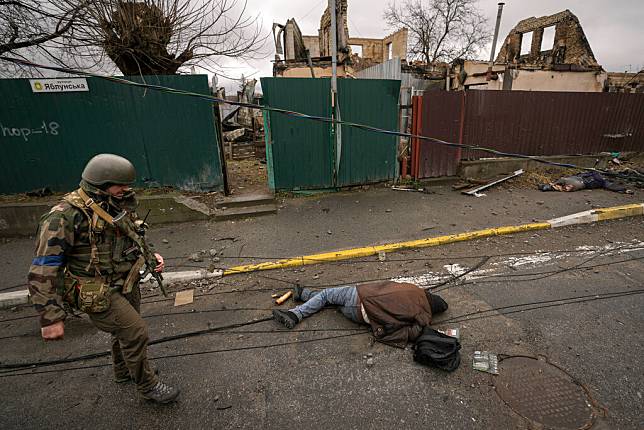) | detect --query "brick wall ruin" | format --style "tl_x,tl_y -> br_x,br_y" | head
496,9 -> 599,69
